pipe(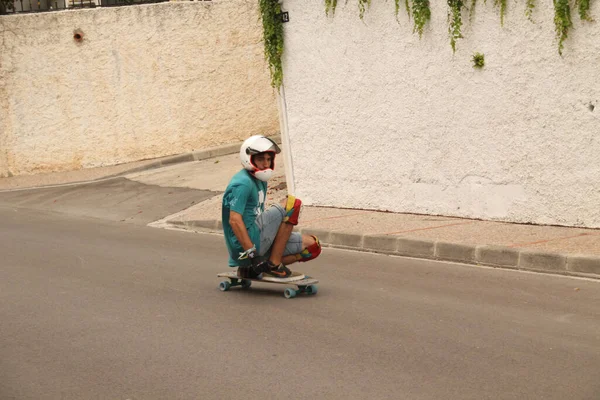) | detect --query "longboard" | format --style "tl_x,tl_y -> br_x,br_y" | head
217,271 -> 319,299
